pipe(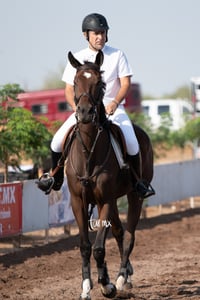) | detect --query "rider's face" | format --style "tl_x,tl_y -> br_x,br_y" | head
85,30 -> 107,51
